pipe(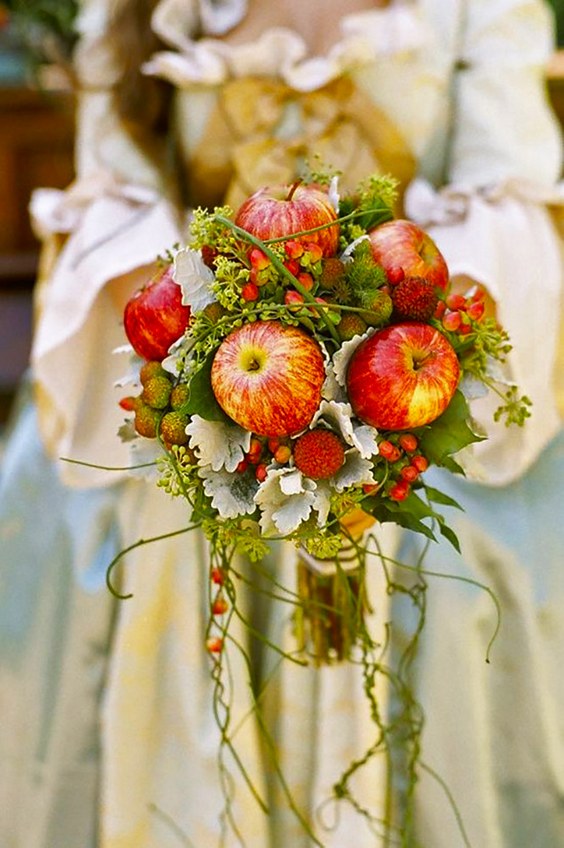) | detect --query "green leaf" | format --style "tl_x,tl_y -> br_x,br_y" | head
417,391 -> 483,466
185,355 -> 231,423
423,485 -> 464,511
437,521 -> 461,553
